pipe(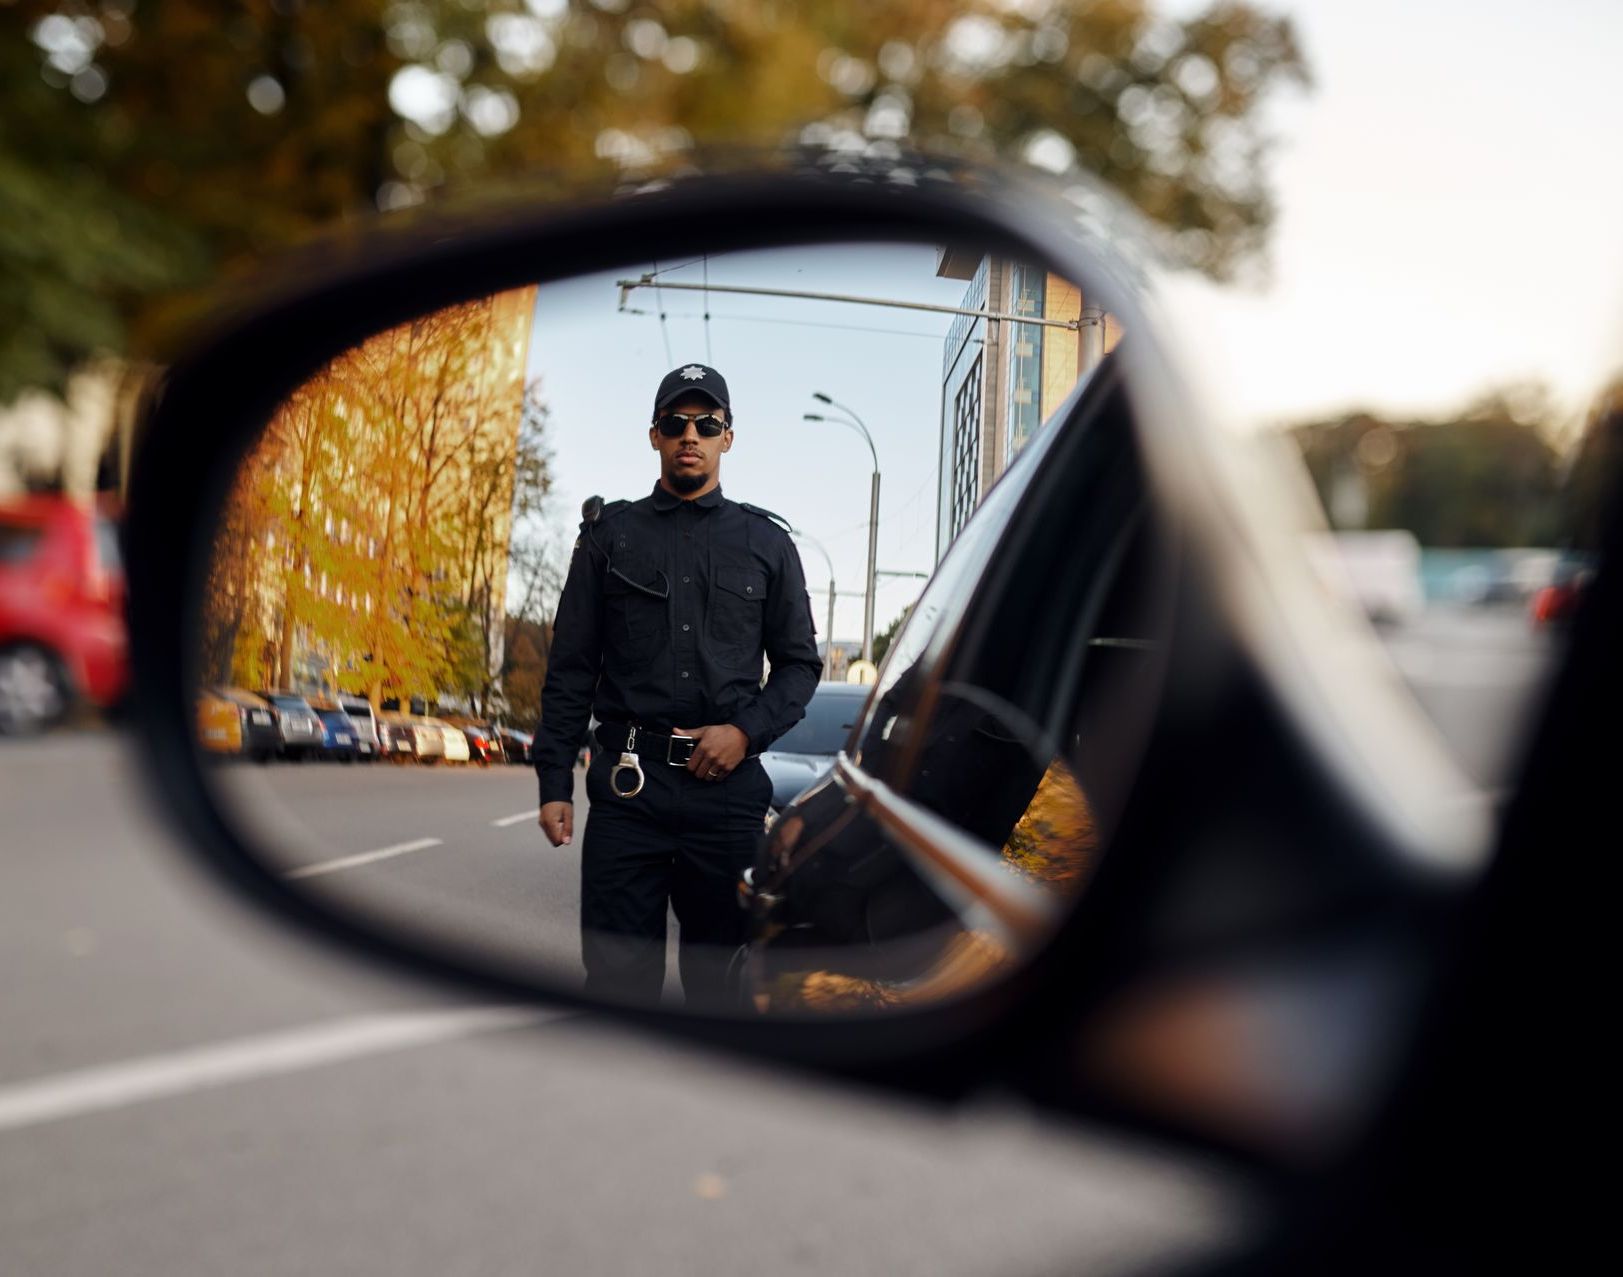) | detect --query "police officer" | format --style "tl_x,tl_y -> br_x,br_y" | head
534,363 -> 822,1008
